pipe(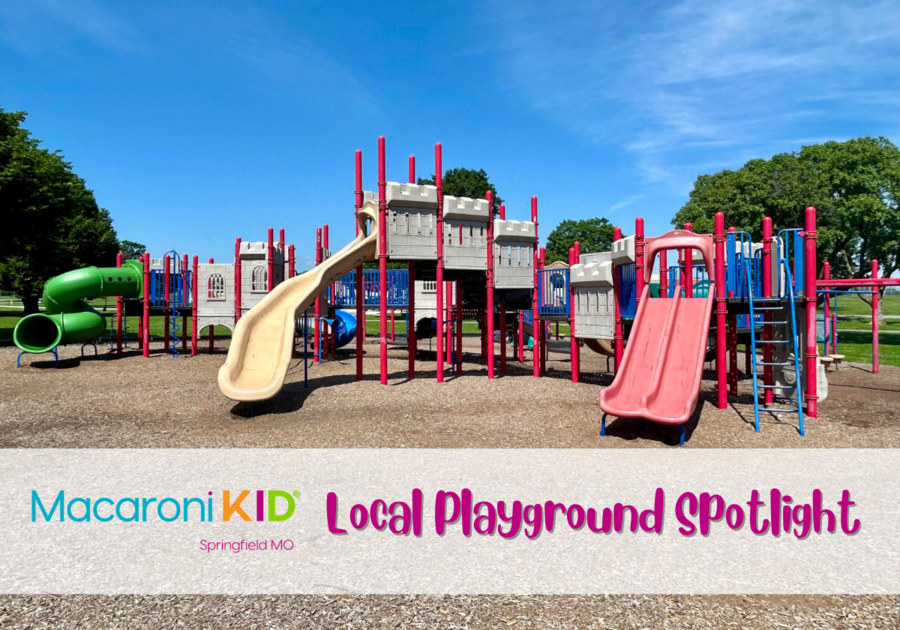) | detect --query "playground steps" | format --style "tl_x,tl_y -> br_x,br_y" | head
745,255 -> 805,436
